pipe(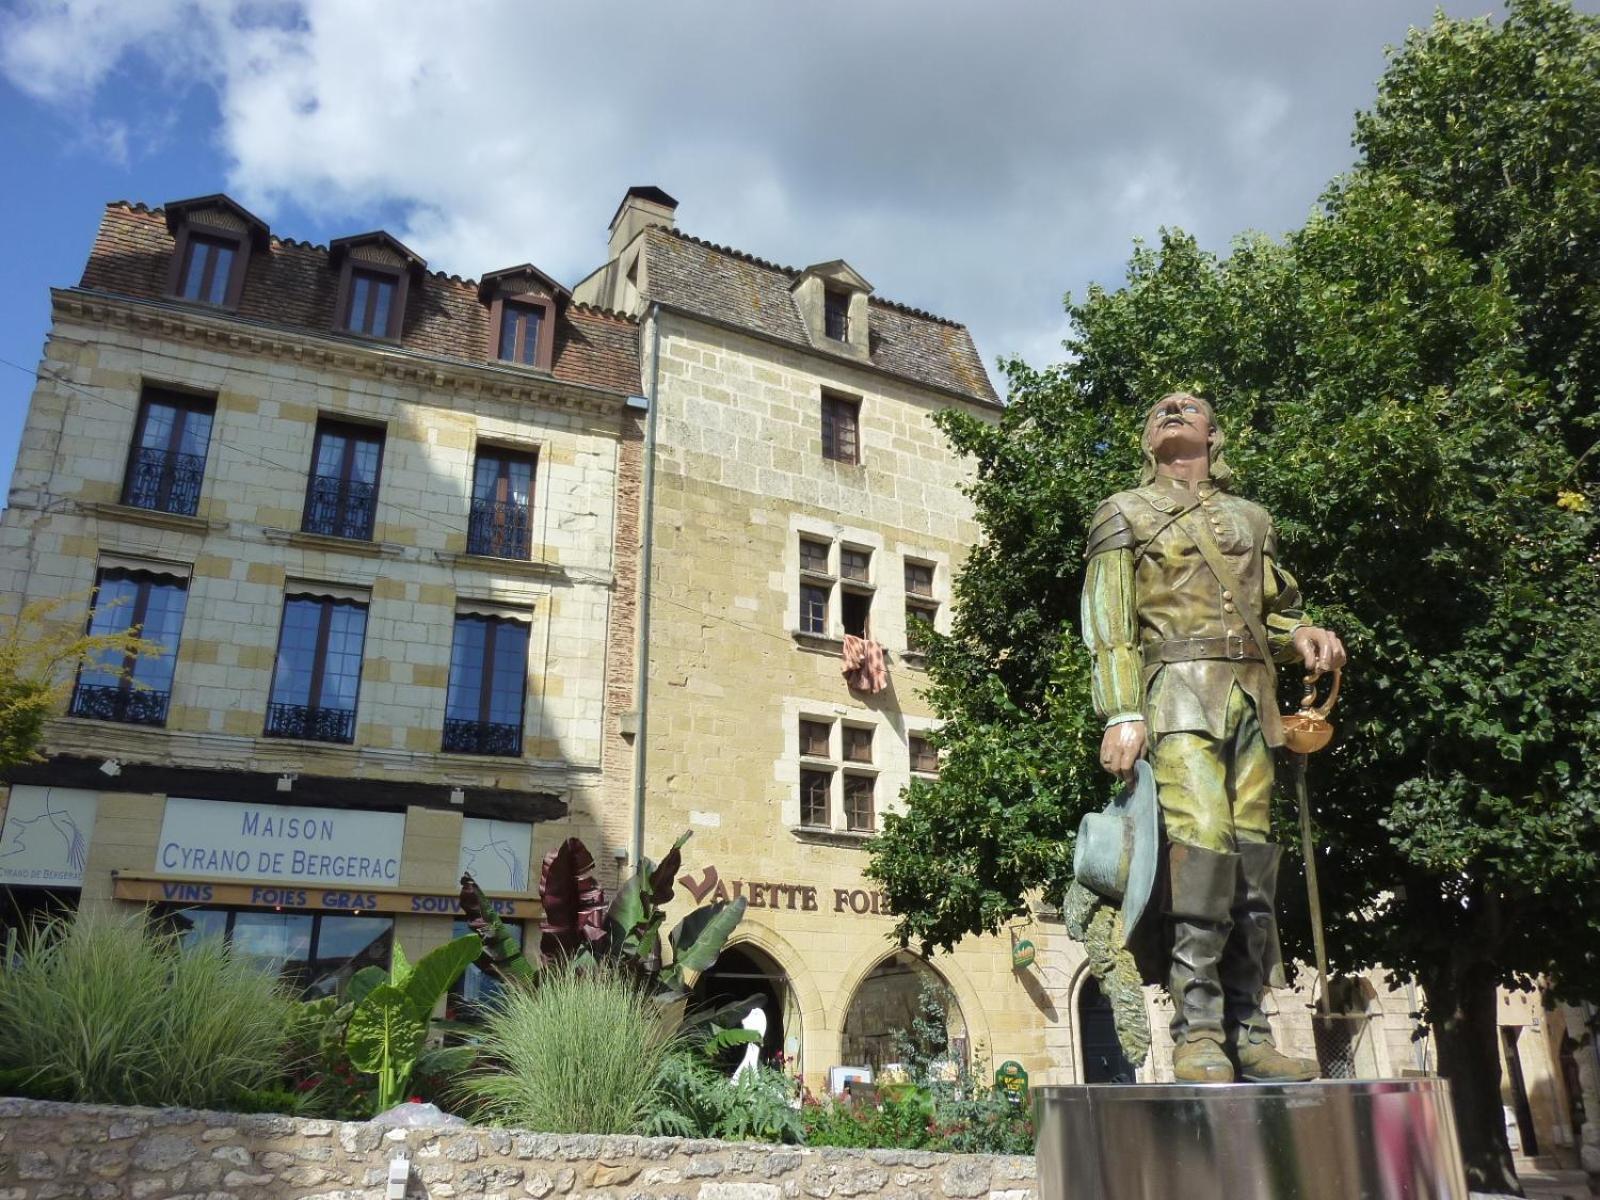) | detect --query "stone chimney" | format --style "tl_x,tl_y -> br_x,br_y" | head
608,186 -> 678,262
